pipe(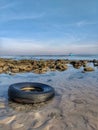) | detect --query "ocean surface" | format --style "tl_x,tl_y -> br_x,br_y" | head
0,54 -> 98,60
